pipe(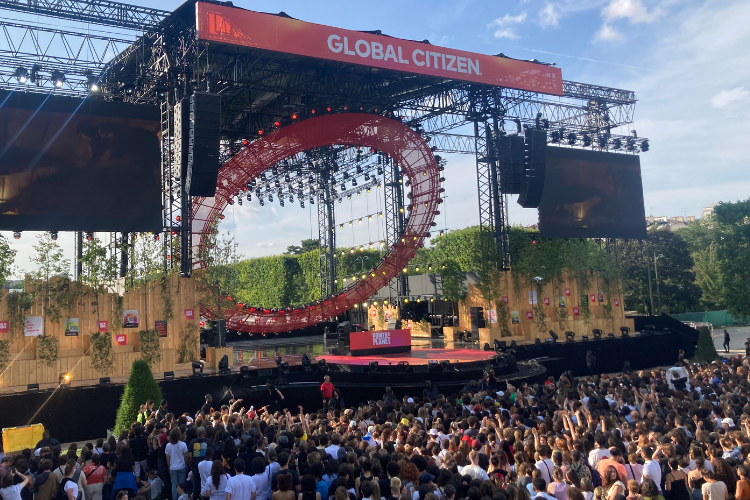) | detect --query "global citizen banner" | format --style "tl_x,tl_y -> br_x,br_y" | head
349,329 -> 411,352
195,3 -> 564,96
